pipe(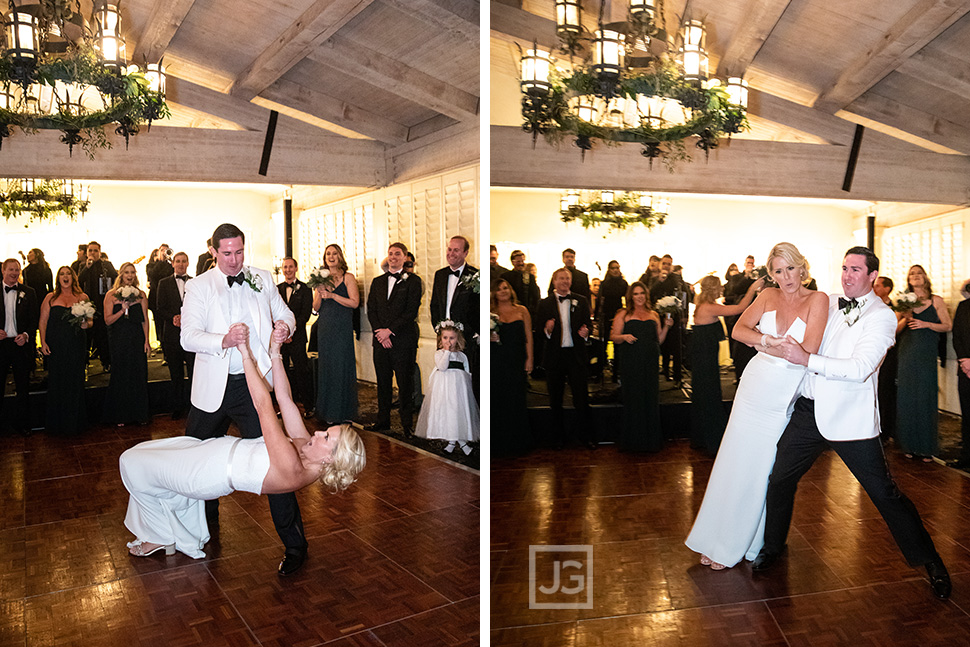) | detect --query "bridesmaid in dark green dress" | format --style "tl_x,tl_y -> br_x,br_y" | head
490,279 -> 534,457
610,282 -> 670,452
896,265 -> 952,460
39,266 -> 91,434
103,262 -> 150,426
689,275 -> 764,456
312,244 -> 360,424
